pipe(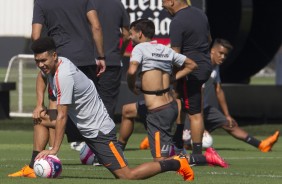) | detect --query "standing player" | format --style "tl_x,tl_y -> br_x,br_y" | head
9,37 -> 194,181
126,18 -> 197,161
92,0 -> 130,120
162,0 -> 214,166
31,0 -> 106,151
